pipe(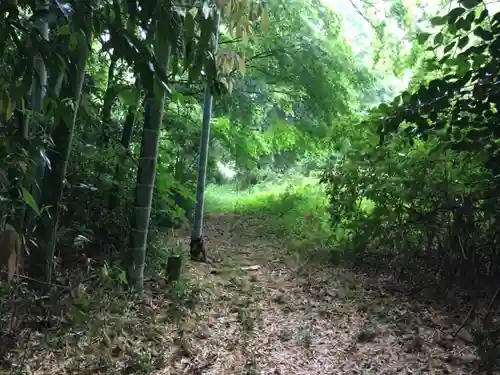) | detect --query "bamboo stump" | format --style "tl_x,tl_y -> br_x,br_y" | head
166,255 -> 182,282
